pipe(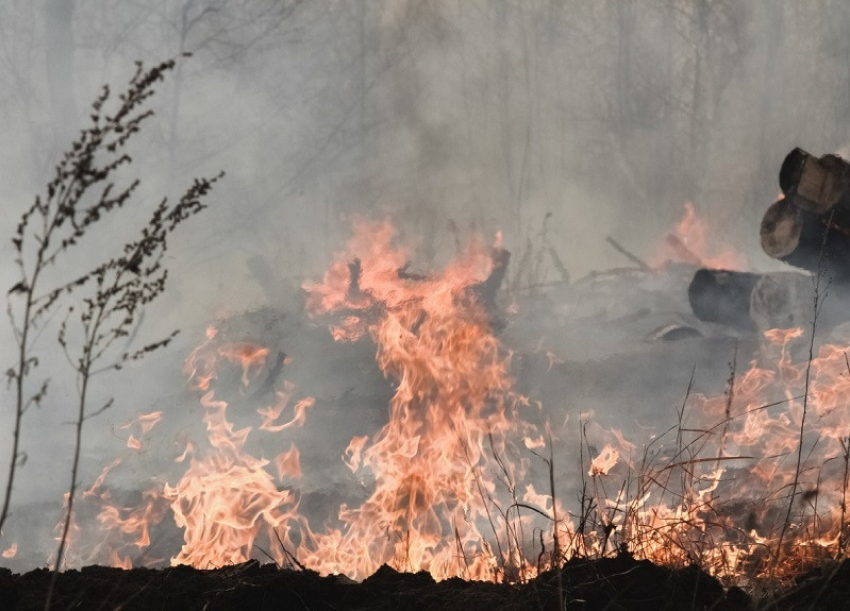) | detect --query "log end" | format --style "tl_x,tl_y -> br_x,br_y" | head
795,154 -> 847,214
780,148 -> 850,215
688,268 -> 759,330
760,199 -> 802,259
780,148 -> 809,194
